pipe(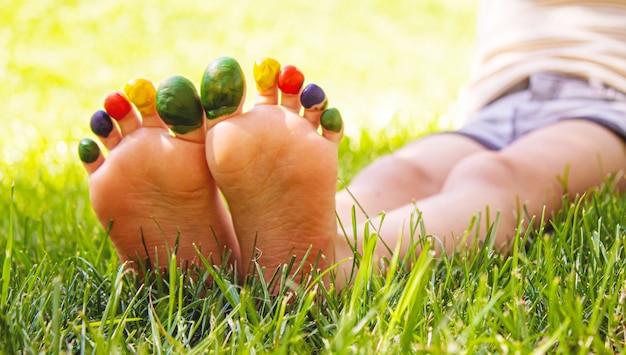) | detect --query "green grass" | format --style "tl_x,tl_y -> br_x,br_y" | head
3,0 -> 626,353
